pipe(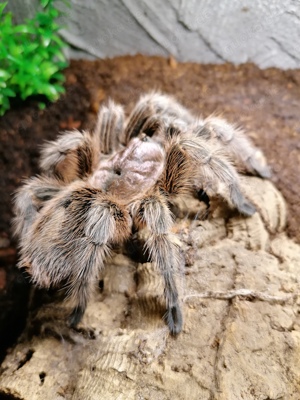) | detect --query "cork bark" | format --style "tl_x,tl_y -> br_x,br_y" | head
1,177 -> 300,400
